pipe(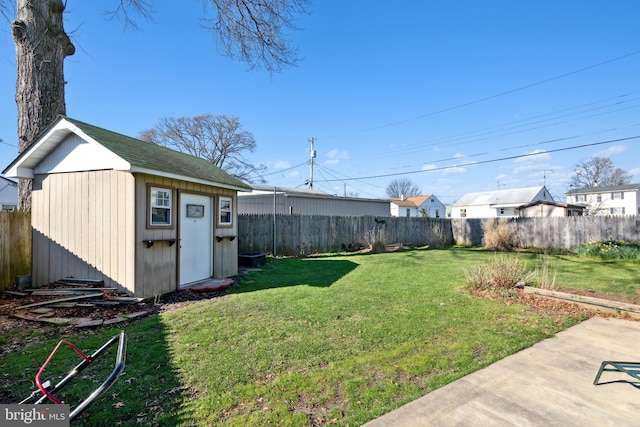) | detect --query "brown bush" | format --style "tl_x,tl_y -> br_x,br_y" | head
464,255 -> 530,290
482,219 -> 516,251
